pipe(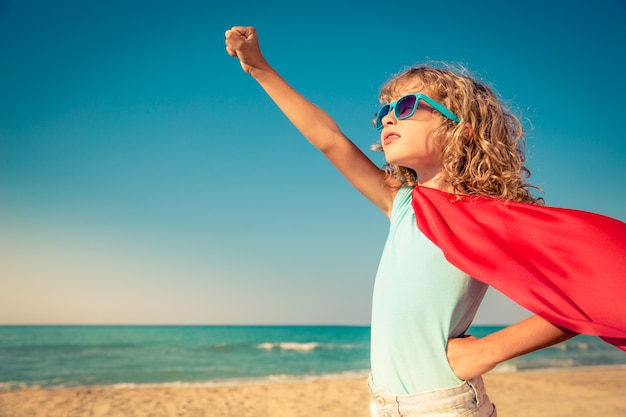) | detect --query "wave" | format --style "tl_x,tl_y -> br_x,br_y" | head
0,370 -> 373,391
256,342 -> 365,352
0,381 -> 31,390
548,341 -> 590,351
491,363 -> 518,373
257,342 -> 320,352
